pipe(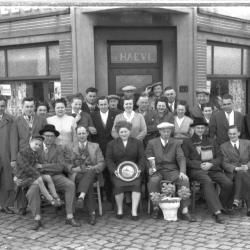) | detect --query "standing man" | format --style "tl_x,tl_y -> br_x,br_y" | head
221,125 -> 250,216
0,95 -> 15,214
164,87 -> 177,114
11,97 -> 47,172
146,122 -> 196,222
190,88 -> 210,119
182,118 -> 233,223
70,95 -> 96,135
107,95 -> 122,112
91,96 -> 119,201
82,87 -> 99,114
209,94 -> 245,145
